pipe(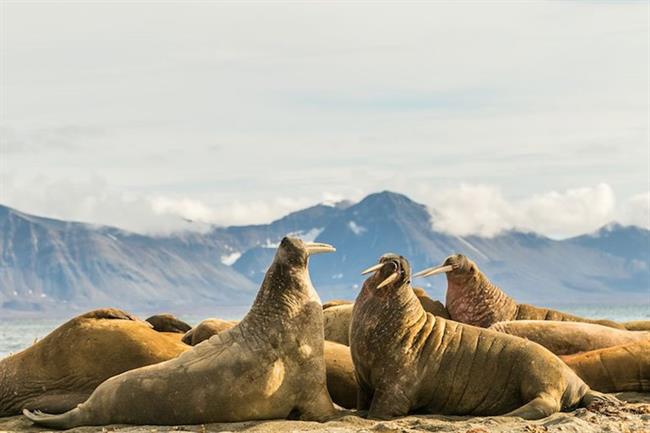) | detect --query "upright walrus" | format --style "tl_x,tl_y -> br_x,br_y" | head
0,308 -> 189,417
350,254 -> 617,420
414,254 -> 625,329
24,237 -> 338,428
